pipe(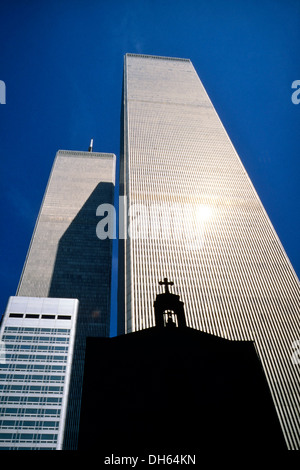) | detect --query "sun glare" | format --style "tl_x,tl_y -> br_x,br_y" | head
195,204 -> 212,223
